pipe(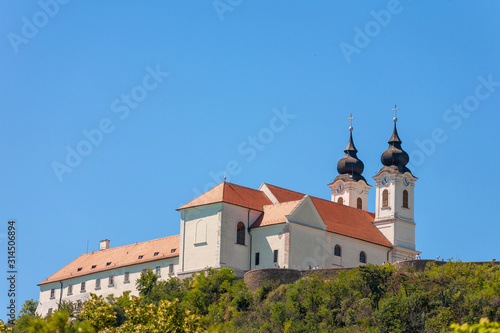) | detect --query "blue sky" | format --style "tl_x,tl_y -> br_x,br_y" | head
1,1 -> 499,319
